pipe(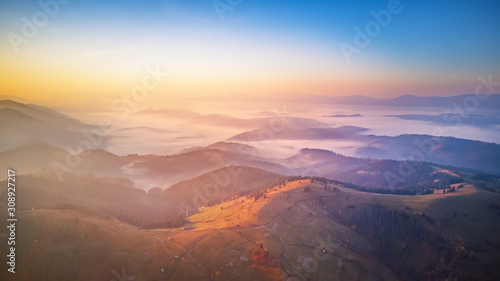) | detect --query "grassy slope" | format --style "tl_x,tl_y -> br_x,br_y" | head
1,180 -> 499,281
